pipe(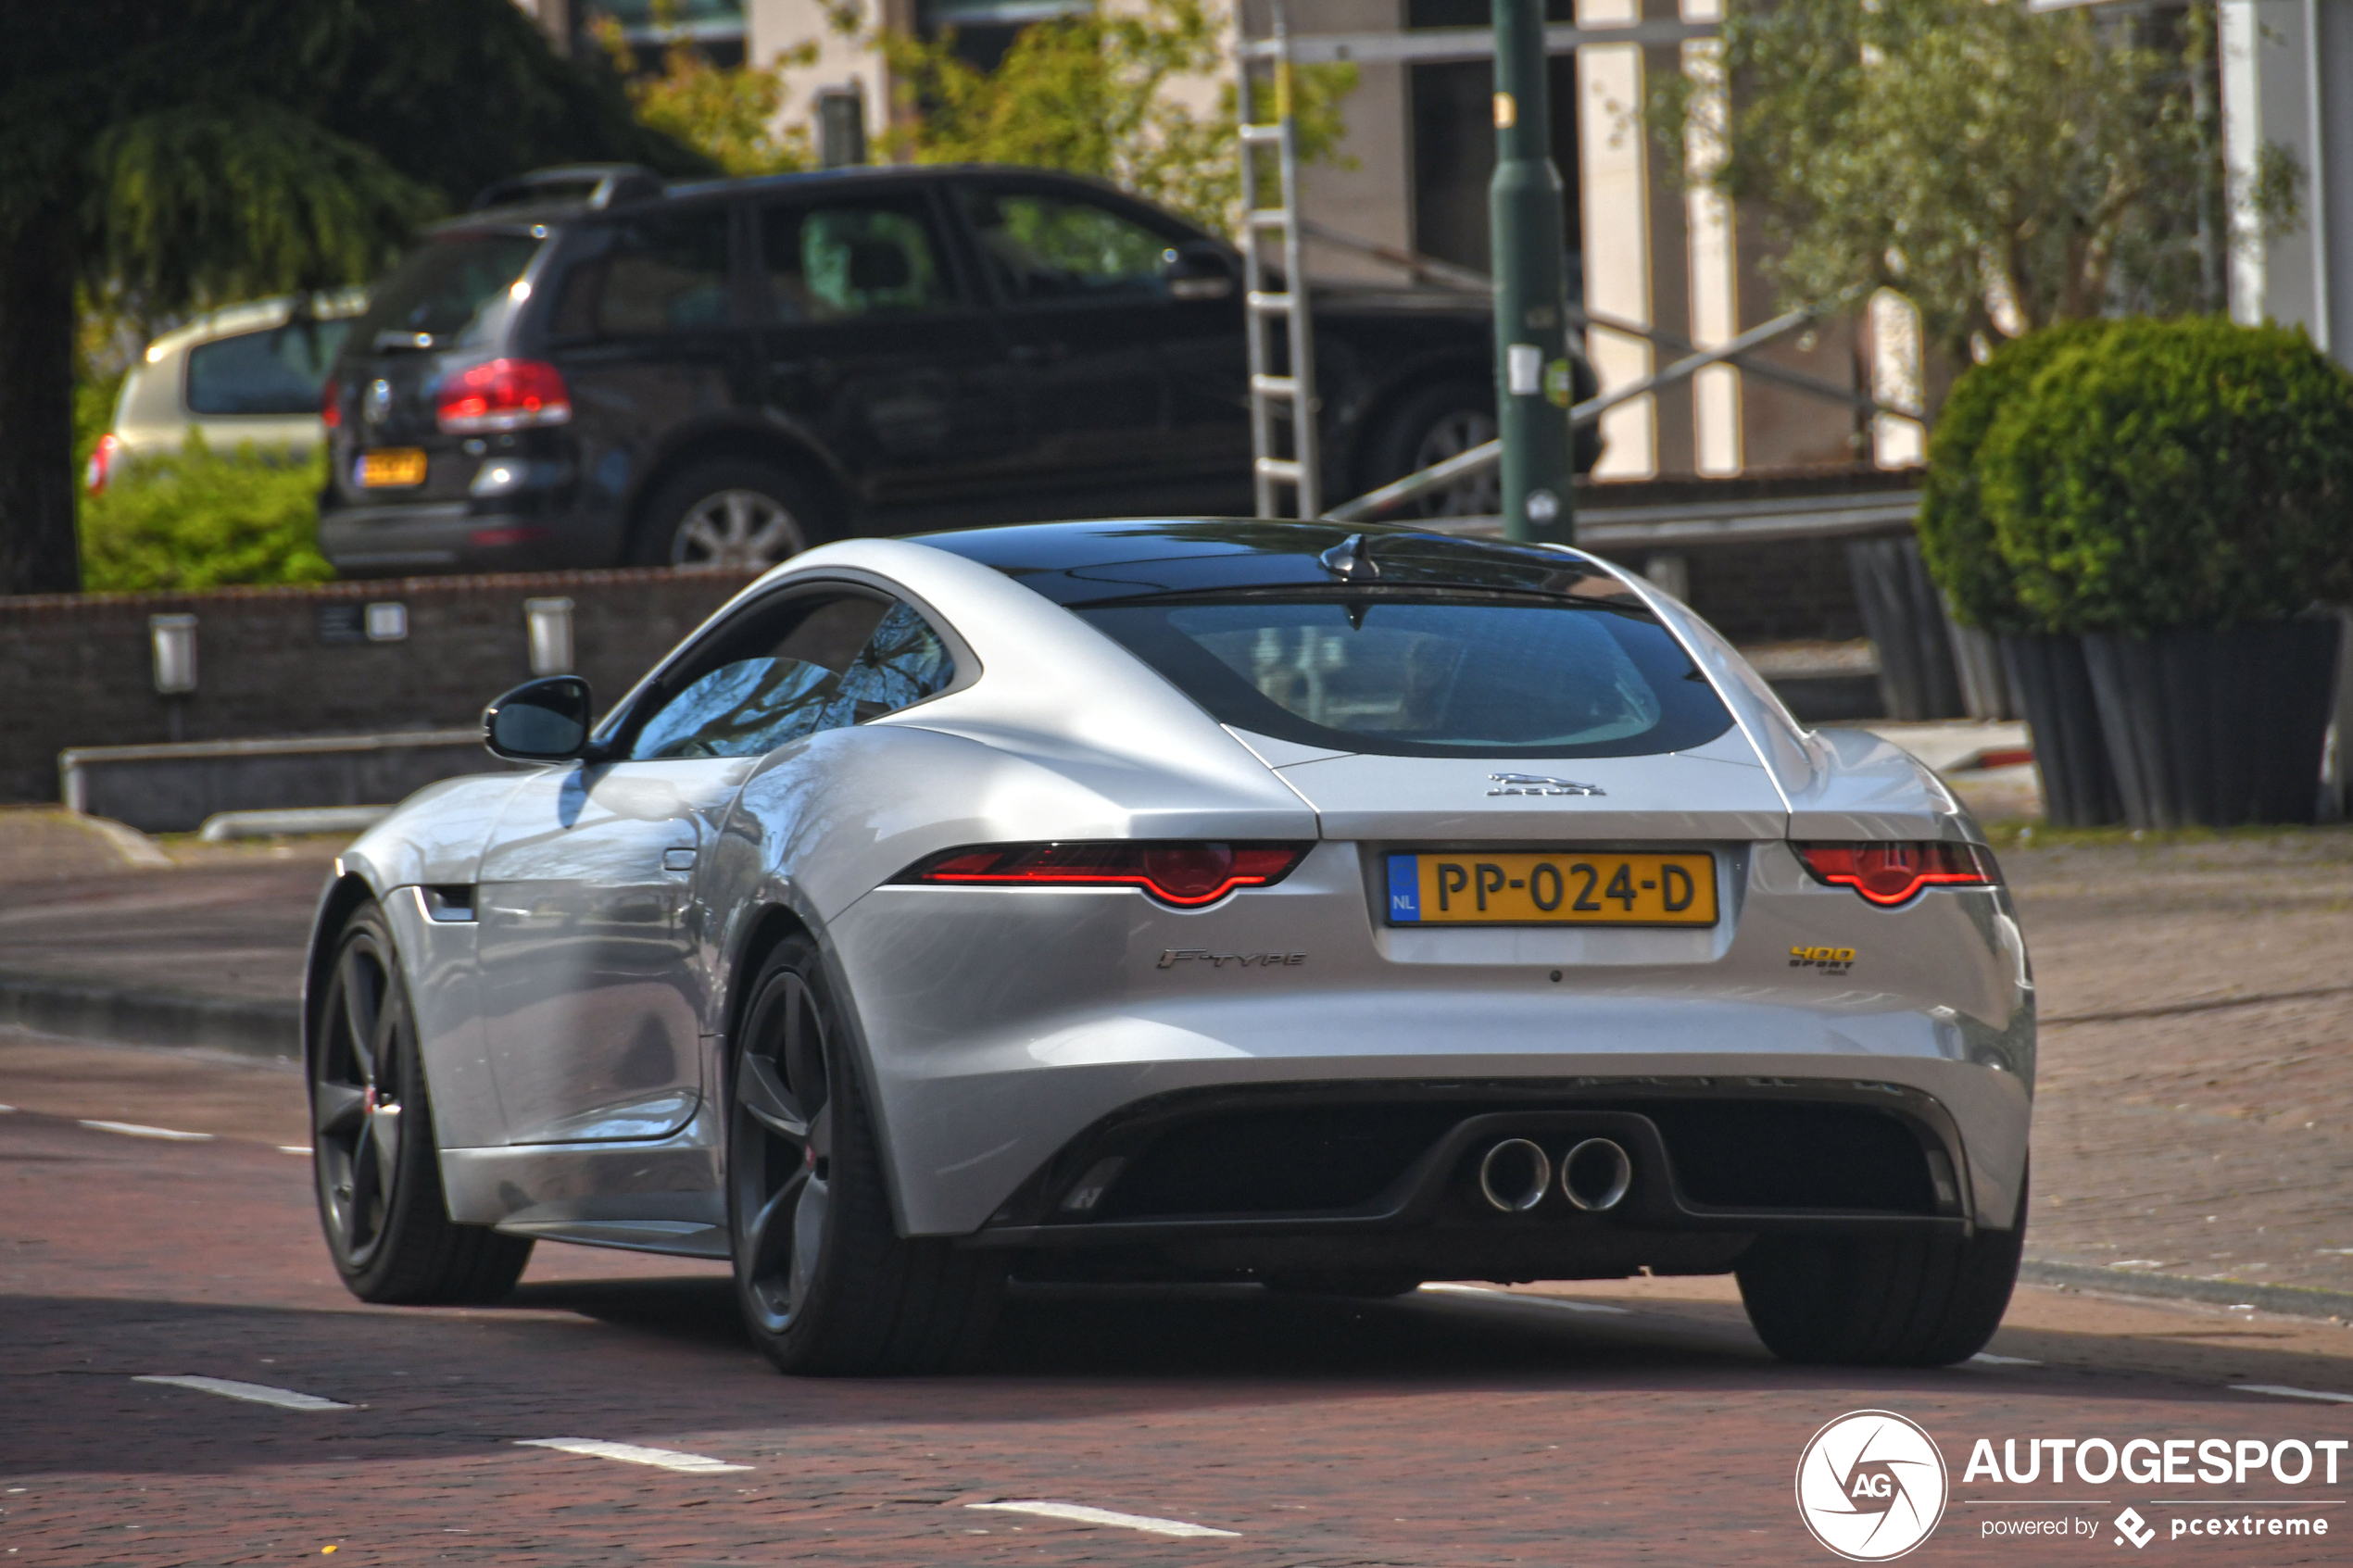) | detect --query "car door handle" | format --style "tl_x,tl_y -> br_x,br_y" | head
661,848 -> 698,872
